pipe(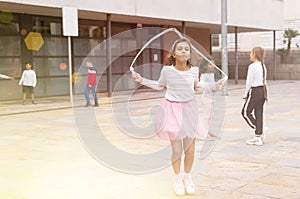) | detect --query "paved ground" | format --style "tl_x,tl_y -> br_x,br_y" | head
0,80 -> 299,199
